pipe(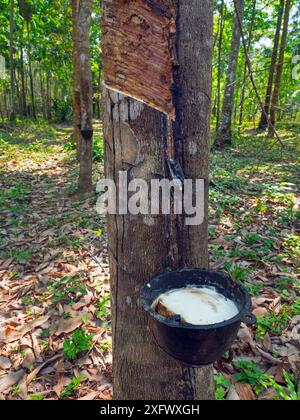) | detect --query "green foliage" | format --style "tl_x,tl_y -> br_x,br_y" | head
60,375 -> 87,398
93,135 -> 104,162
256,306 -> 291,338
234,360 -> 300,400
96,293 -> 111,321
52,98 -> 72,123
214,374 -> 231,400
63,135 -> 104,162
29,394 -> 44,401
63,329 -> 94,360
48,276 -> 88,305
